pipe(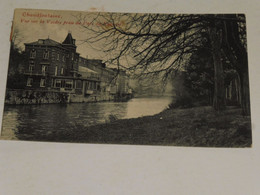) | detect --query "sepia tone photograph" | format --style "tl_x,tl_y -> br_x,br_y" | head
0,8 -> 252,147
